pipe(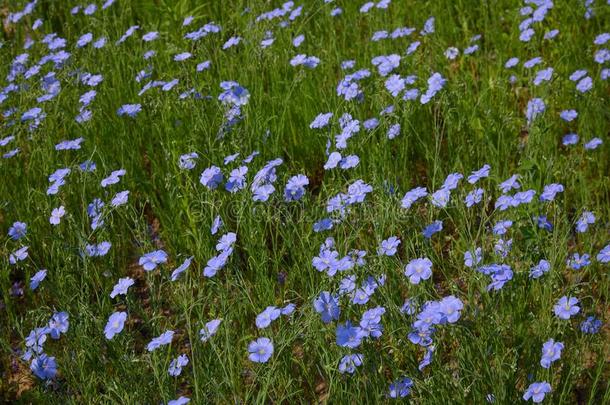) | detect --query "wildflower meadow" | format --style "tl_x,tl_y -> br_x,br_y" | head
1,0 -> 609,403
